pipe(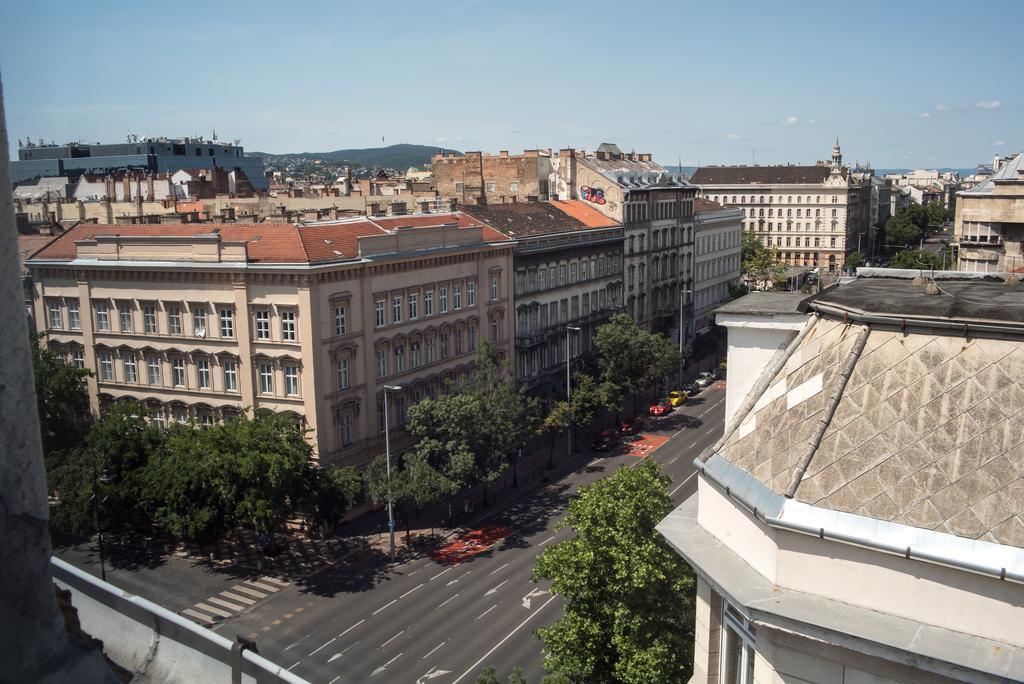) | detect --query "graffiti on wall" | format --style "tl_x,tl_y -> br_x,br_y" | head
580,185 -> 606,205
